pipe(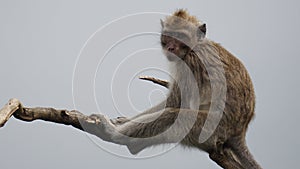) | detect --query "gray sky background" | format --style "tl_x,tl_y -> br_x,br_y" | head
1,0 -> 299,168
